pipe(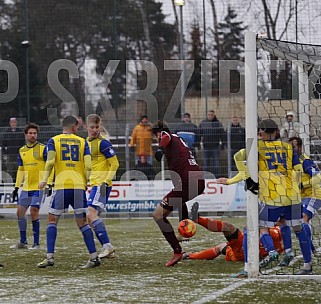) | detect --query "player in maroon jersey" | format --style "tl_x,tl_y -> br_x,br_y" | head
152,121 -> 205,267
